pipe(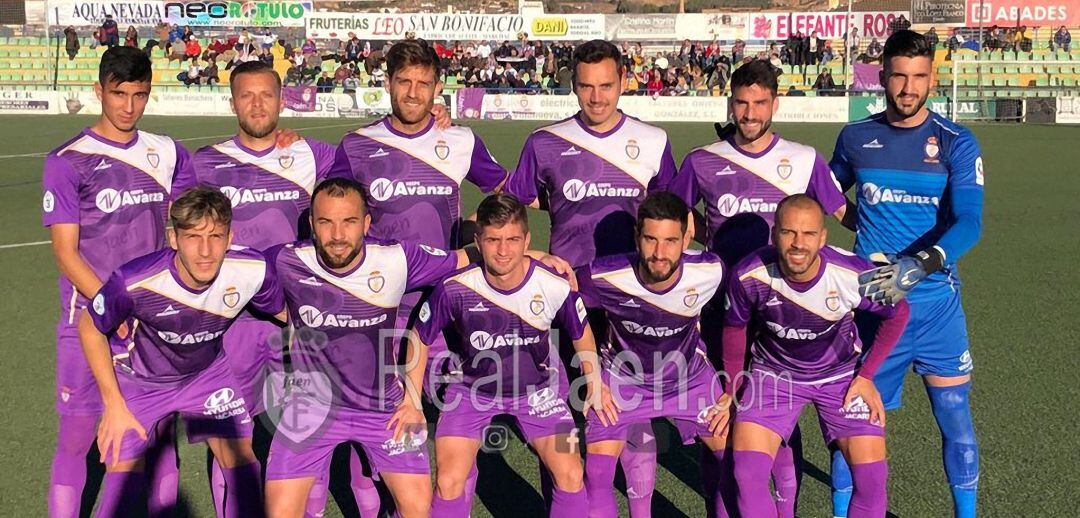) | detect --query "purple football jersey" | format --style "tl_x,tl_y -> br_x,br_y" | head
417,259 -> 587,397
193,137 -> 337,251
90,247 -> 284,381
42,129 -> 196,315
670,135 -> 847,264
505,112 -> 678,267
269,238 -> 459,411
724,246 -> 899,383
577,251 -> 725,386
328,117 -> 507,250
